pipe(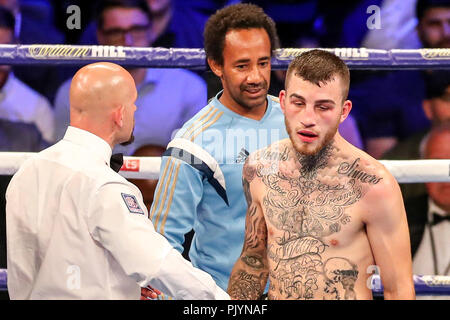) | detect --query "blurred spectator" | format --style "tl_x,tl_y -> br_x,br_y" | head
0,118 -> 48,300
362,0 -> 422,50
315,0 -> 377,48
0,0 -> 69,103
11,0 -> 64,44
404,123 -> 450,298
80,0 -> 226,48
146,0 -> 172,46
383,70 -> 450,200
380,0 -> 450,159
0,5 -> 55,144
149,0 -> 211,48
53,0 -> 207,154
339,0 -> 450,158
0,119 -> 48,151
52,1 -> 99,44
416,0 -> 450,48
241,0 -> 318,48
349,69 -> 429,158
